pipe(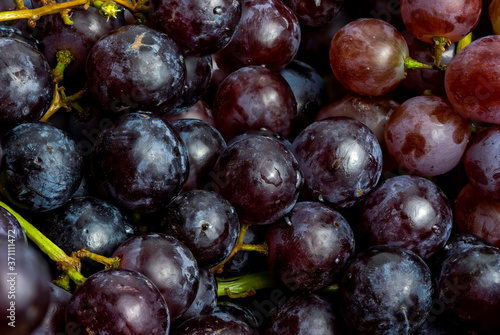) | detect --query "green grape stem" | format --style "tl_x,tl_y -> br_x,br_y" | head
0,201 -> 87,288
404,57 -> 434,71
0,0 -> 147,24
